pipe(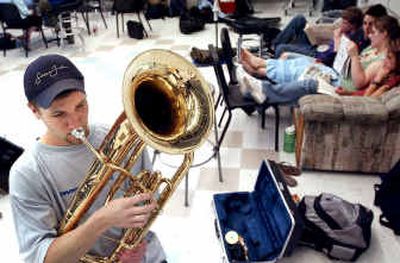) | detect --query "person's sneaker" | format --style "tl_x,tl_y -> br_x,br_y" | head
276,162 -> 302,176
316,77 -> 339,97
282,174 -> 298,187
236,65 -> 251,97
245,74 -> 266,104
